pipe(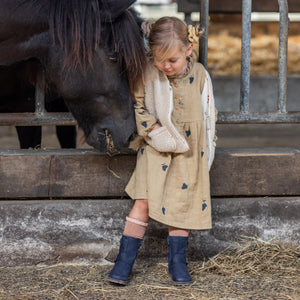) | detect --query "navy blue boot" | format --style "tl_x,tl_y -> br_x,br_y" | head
167,236 -> 192,285
108,235 -> 142,285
